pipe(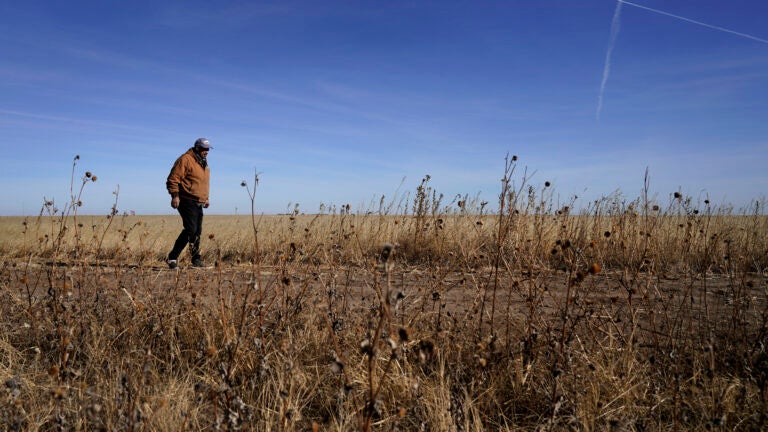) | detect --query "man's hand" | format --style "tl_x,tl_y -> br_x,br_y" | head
171,196 -> 180,209
203,199 -> 210,209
